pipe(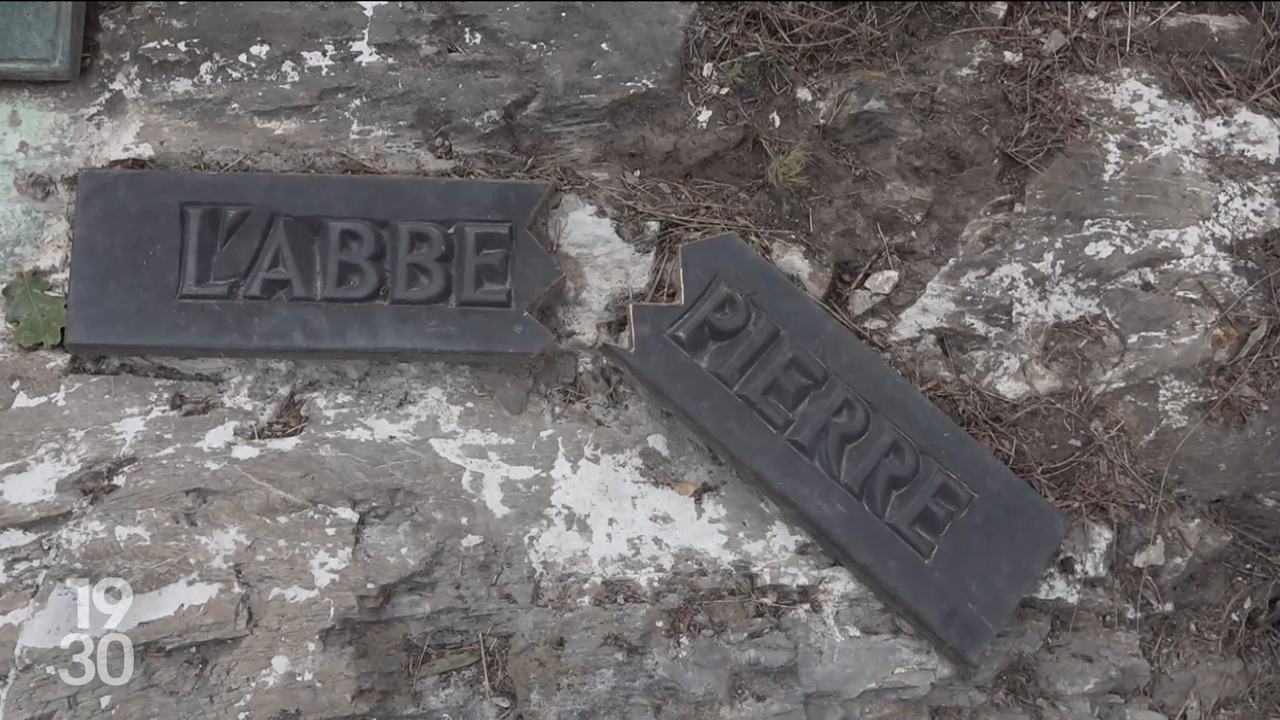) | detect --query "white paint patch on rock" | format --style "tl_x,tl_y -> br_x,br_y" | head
892,70 -> 1280,400
260,655 -> 292,688
1032,521 -> 1113,604
332,384 -> 540,518
112,405 -> 168,453
269,585 -> 320,603
301,44 -> 338,74
738,521 -> 812,584
200,526 -> 248,569
10,383 -> 71,408
338,385 -> 459,442
1084,240 -> 1117,259
198,421 -> 239,451
279,59 -> 301,85
113,525 -> 152,546
0,528 -> 39,549
1085,71 -> 1280,177
430,430 -> 540,518
14,576 -> 225,651
645,434 -> 669,458
1150,378 -> 1208,438
550,195 -> 653,346
525,439 -> 733,582
117,575 -> 228,633
52,518 -> 108,554
1,442 -> 83,506
350,2 -> 388,65
893,236 -> 1102,397
310,548 -> 351,589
